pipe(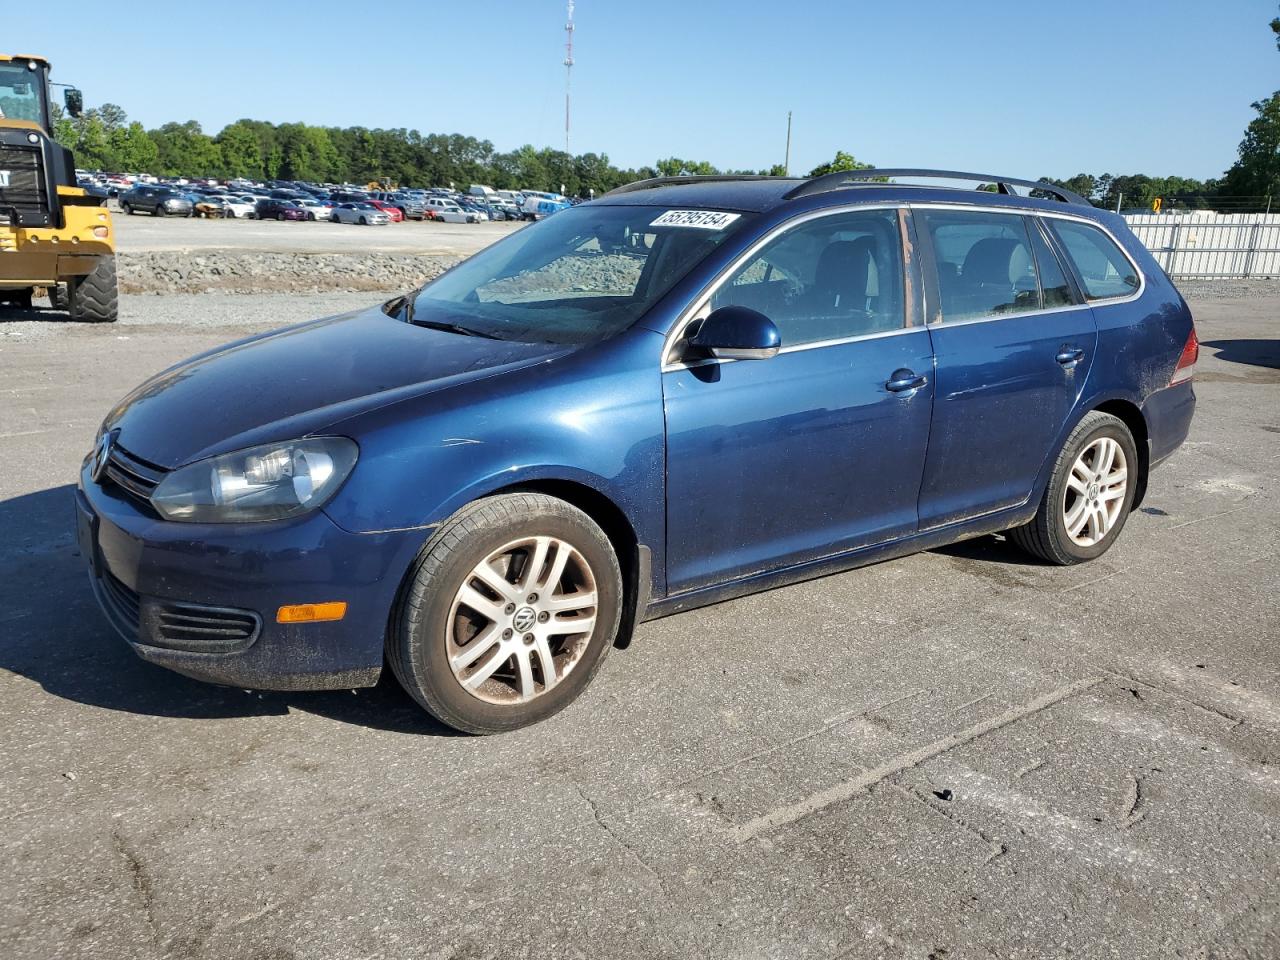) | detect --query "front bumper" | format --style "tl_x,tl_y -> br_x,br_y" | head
76,460 -> 428,691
